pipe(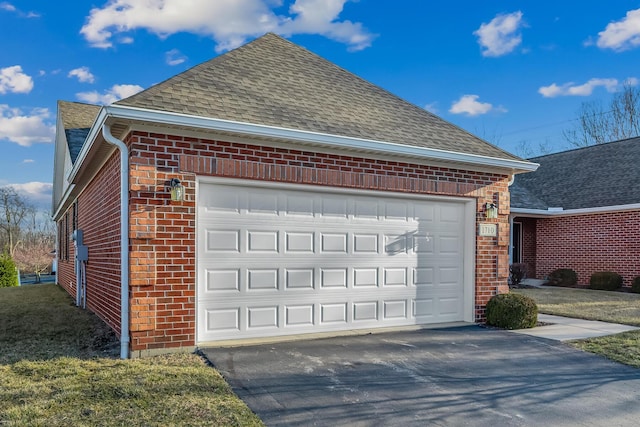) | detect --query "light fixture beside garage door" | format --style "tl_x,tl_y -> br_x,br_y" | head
484,202 -> 498,219
169,178 -> 184,202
